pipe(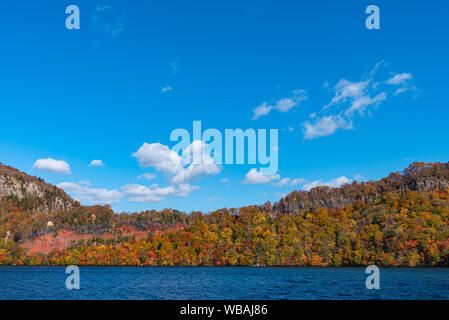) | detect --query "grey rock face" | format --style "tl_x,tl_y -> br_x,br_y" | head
0,163 -> 75,213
